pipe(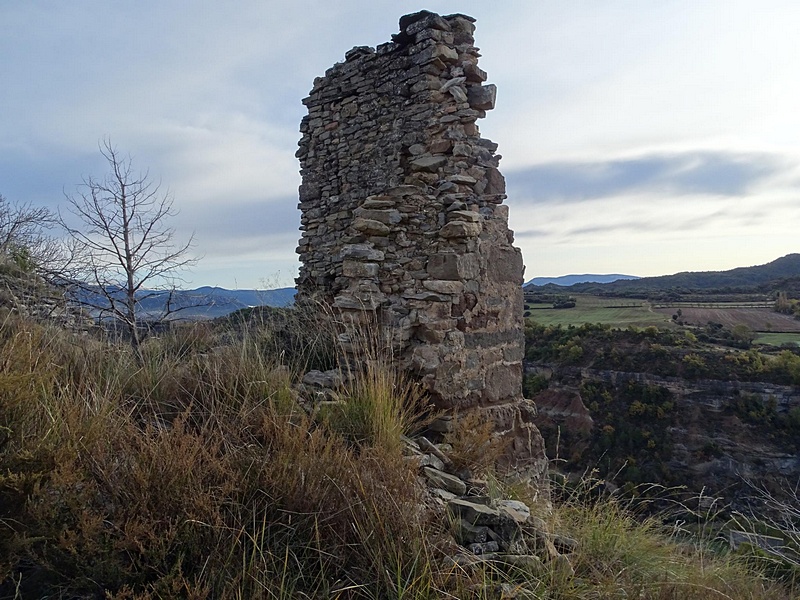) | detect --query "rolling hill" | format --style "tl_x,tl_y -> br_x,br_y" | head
560,254 -> 800,296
